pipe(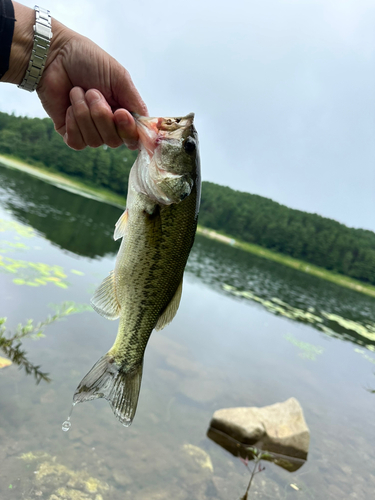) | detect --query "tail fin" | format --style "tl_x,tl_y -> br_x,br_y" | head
73,354 -> 143,427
